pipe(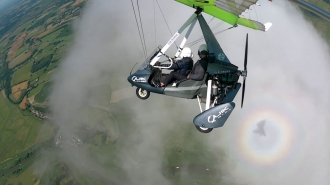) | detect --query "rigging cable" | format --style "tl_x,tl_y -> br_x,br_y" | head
130,0 -> 147,58
211,21 -> 225,30
185,17 -> 220,47
155,0 -> 178,48
208,17 -> 215,24
153,0 -> 156,48
136,0 -> 148,57
186,25 -> 236,47
186,21 -> 224,47
187,2 -> 261,47
253,5 -> 259,21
